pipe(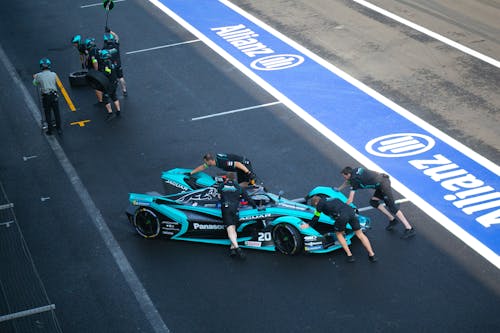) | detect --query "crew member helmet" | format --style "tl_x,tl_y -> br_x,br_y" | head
85,37 -> 96,49
71,34 -> 82,44
103,33 -> 115,42
39,57 -> 51,70
99,49 -> 112,60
